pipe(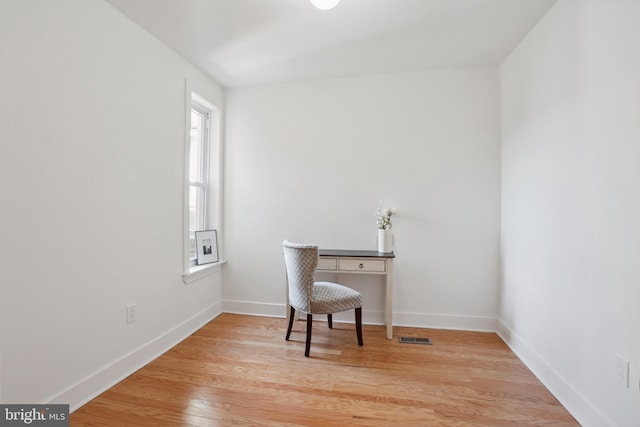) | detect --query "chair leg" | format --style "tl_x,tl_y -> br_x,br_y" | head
286,306 -> 295,341
327,313 -> 333,329
305,314 -> 313,357
355,307 -> 363,346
